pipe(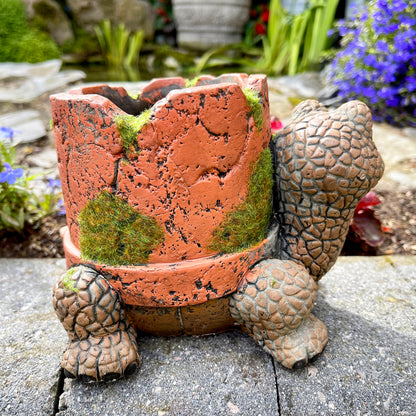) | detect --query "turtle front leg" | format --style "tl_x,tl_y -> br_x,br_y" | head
230,259 -> 327,369
52,265 -> 140,382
